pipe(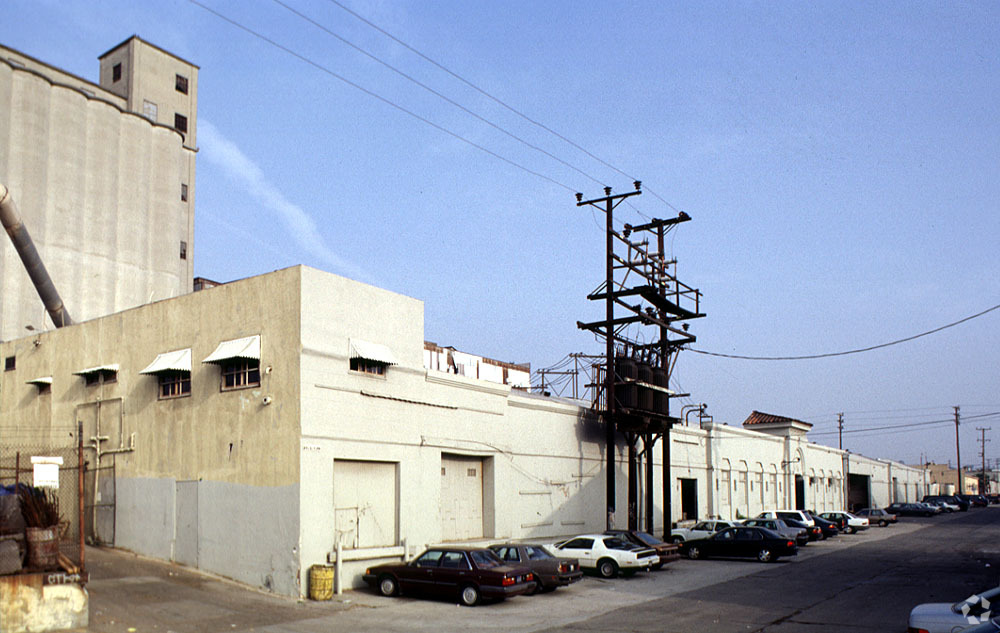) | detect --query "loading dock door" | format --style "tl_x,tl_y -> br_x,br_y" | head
848,474 -> 870,512
440,454 -> 484,541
